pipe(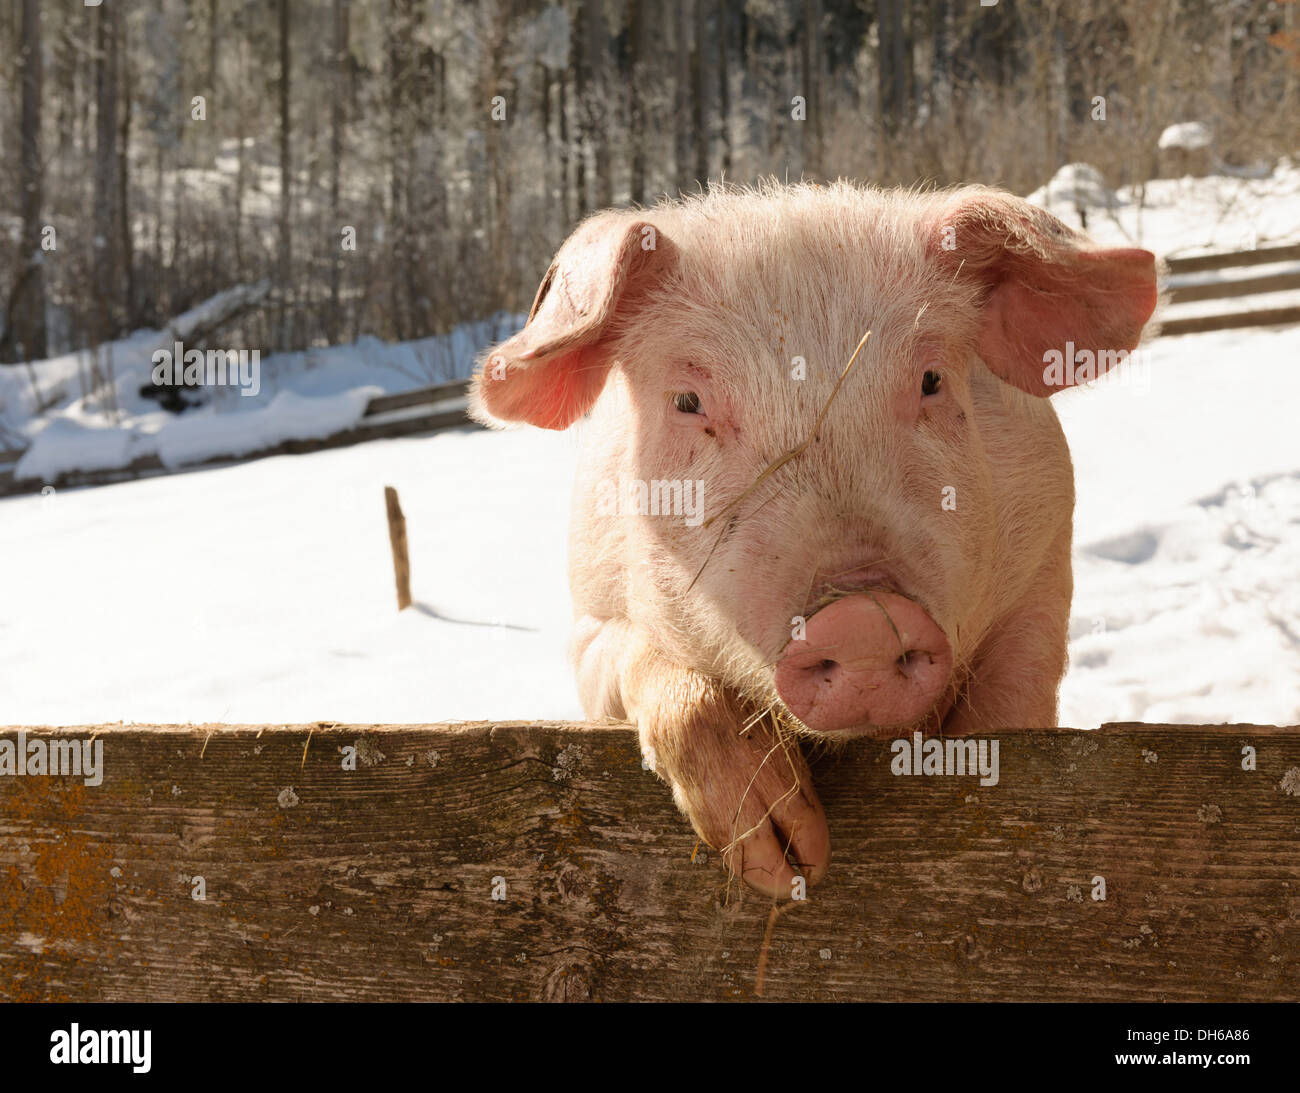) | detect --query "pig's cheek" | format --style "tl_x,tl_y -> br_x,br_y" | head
659,422 -> 705,468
